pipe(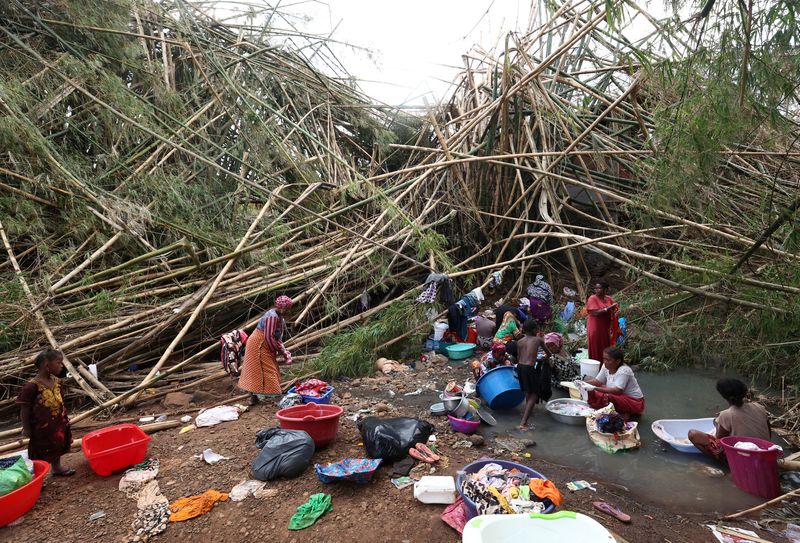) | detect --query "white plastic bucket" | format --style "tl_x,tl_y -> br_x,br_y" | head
414,475 -> 456,504
433,322 -> 449,341
580,359 -> 601,379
